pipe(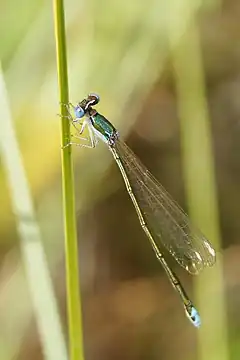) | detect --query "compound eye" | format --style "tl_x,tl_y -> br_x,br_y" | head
74,106 -> 85,118
88,93 -> 100,105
